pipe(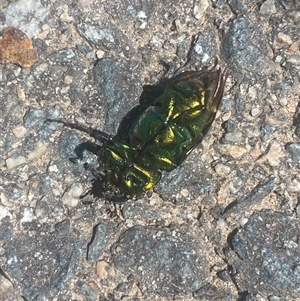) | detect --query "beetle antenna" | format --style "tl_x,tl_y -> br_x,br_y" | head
46,119 -> 112,142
